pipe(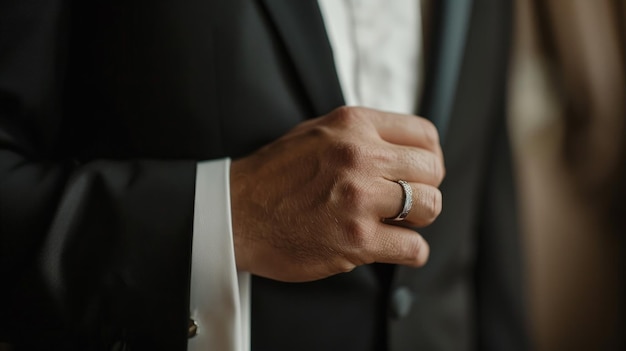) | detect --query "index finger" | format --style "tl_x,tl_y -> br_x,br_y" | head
363,108 -> 443,157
